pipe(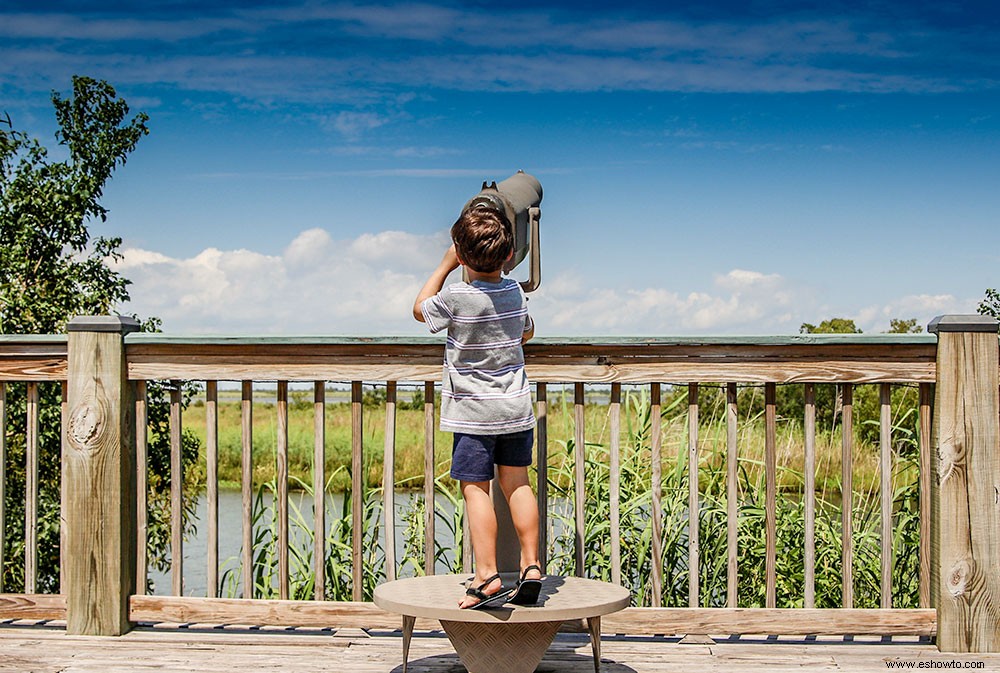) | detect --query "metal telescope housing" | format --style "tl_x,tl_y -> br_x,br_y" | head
460,170 -> 542,292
